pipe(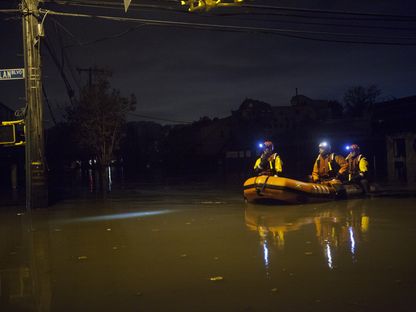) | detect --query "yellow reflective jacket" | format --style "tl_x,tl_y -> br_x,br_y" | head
312,153 -> 348,182
254,153 -> 283,176
345,153 -> 368,181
